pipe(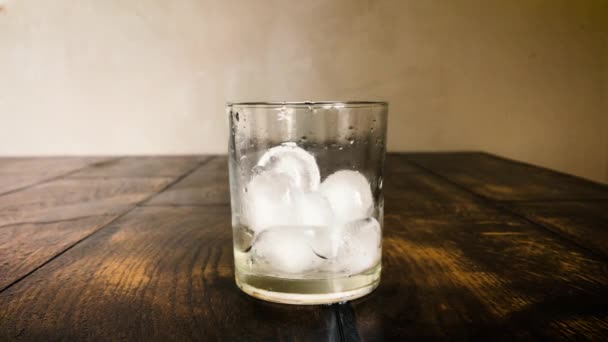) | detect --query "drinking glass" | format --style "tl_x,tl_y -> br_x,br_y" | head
227,101 -> 388,304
